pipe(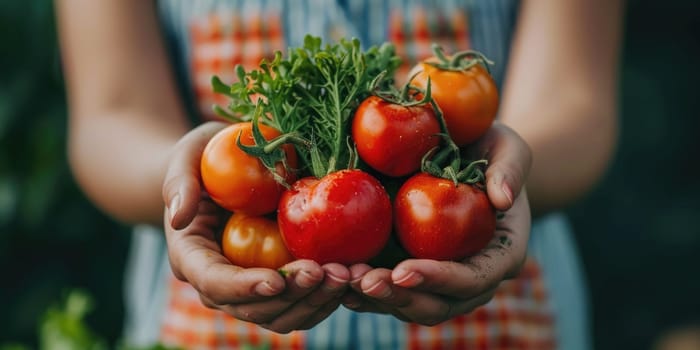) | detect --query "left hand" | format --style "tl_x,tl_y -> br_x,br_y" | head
162,122 -> 350,333
341,122 -> 532,325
